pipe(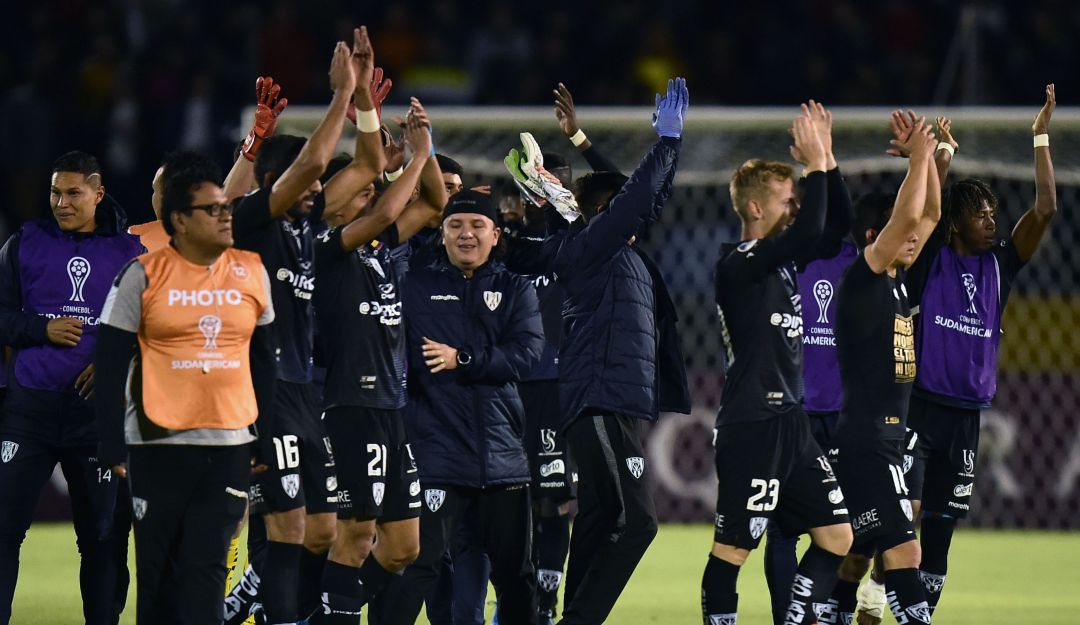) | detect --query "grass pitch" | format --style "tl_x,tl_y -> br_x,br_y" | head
11,523 -> 1080,624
